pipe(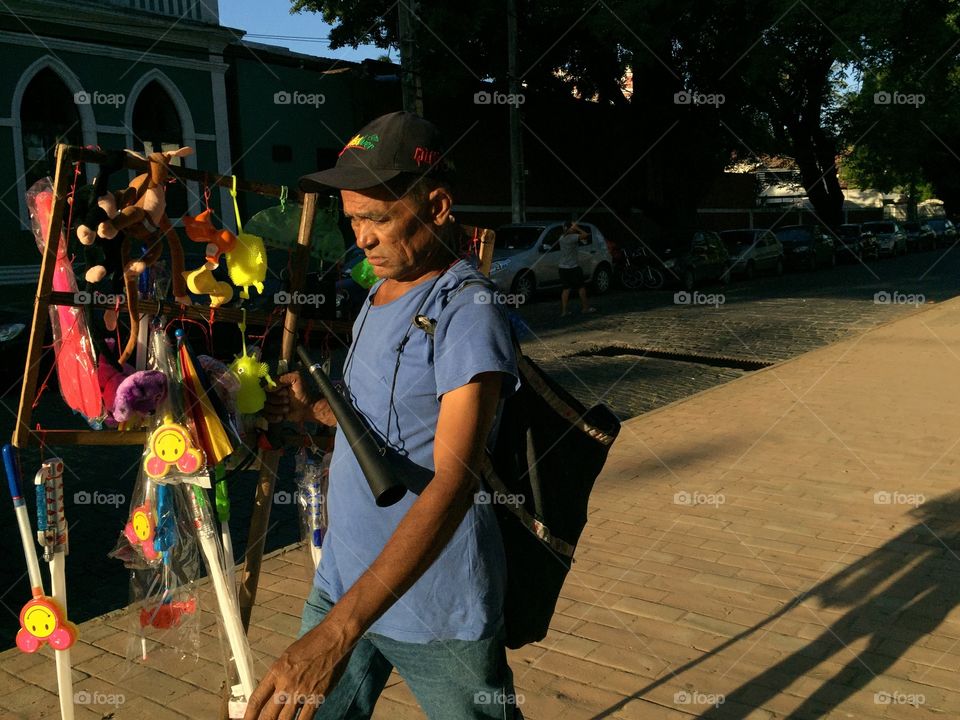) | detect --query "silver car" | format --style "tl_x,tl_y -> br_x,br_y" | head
719,229 -> 784,279
862,220 -> 907,257
488,222 -> 614,300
